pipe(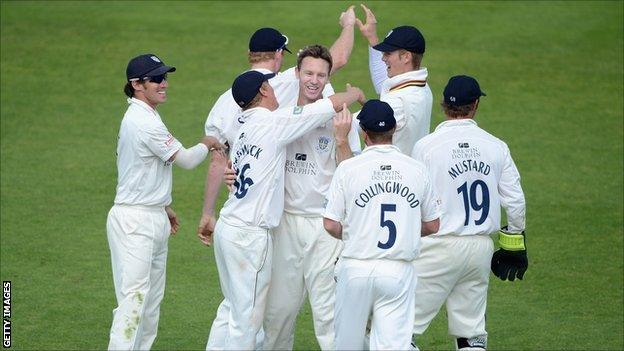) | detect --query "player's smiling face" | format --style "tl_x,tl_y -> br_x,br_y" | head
134,77 -> 168,109
296,57 -> 330,105
382,50 -> 409,78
